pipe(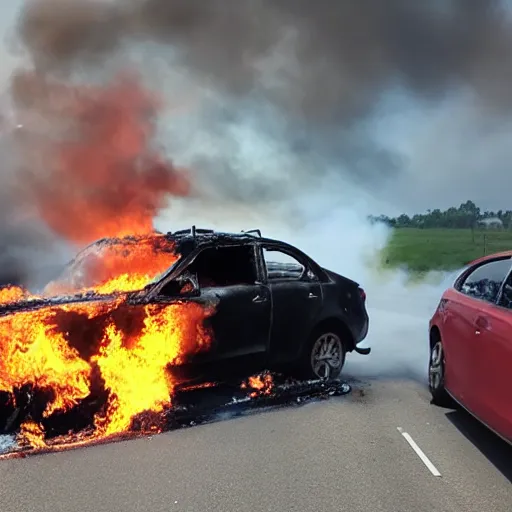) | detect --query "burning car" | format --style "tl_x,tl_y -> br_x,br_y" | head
0,227 -> 369,443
